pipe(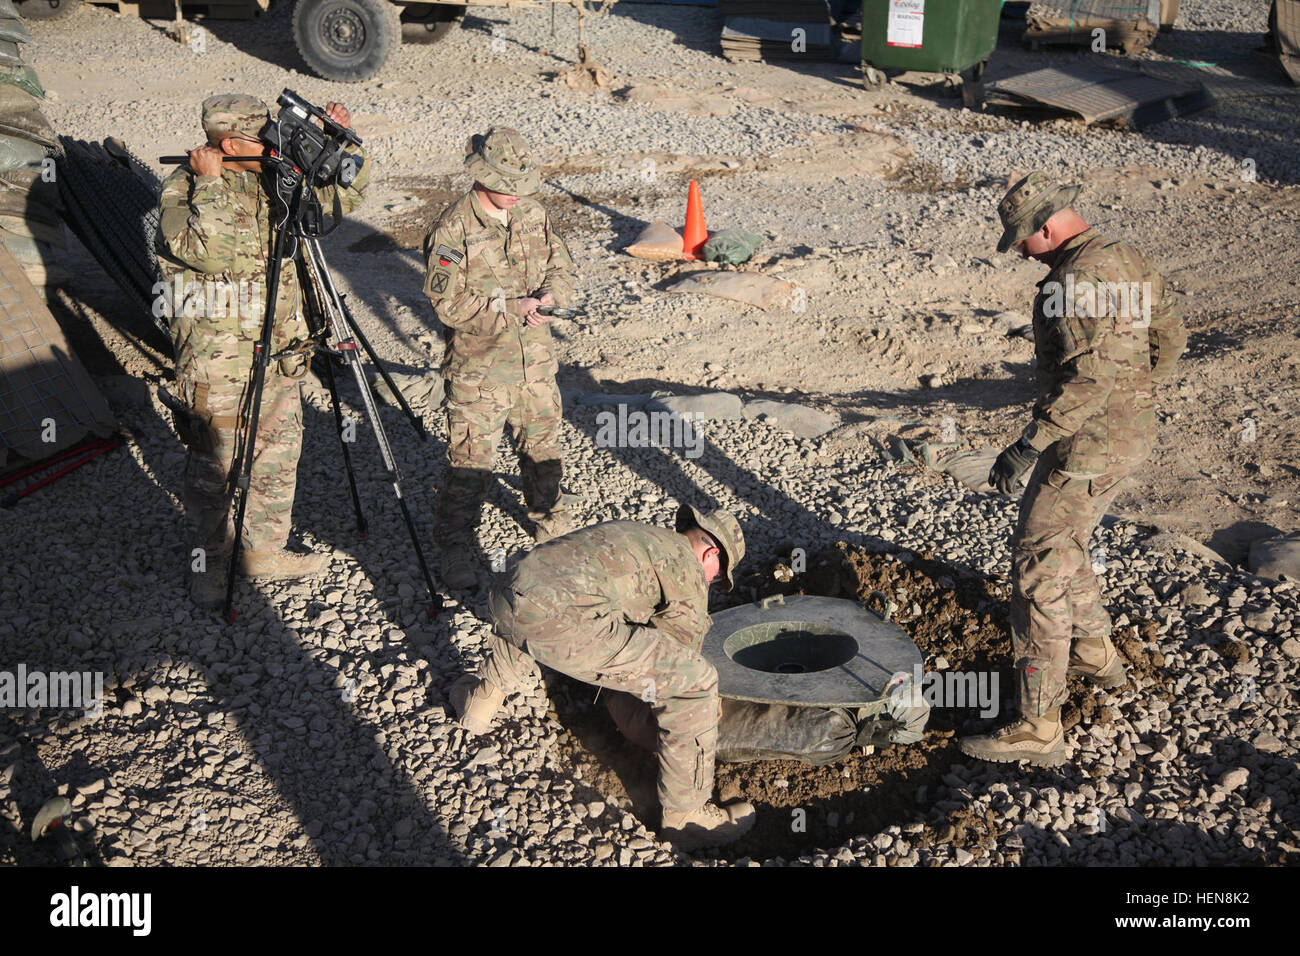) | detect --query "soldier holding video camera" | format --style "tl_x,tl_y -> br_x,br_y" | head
155,93 -> 370,609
